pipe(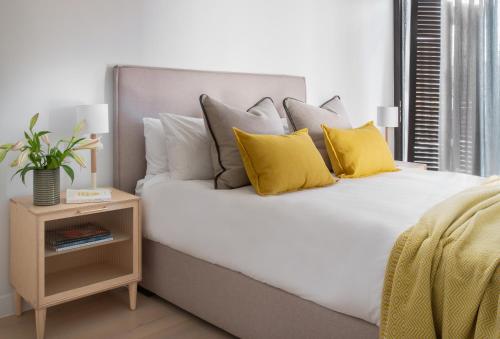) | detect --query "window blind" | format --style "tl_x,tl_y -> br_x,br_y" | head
408,0 -> 441,170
